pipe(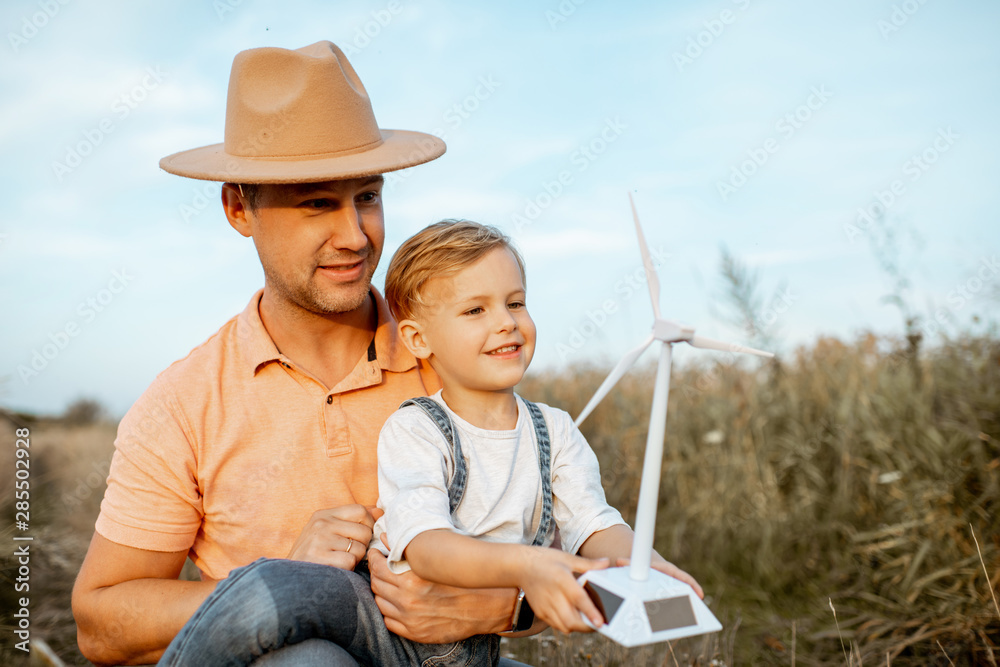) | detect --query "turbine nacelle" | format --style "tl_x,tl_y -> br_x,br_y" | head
652,319 -> 694,343
652,319 -> 774,357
